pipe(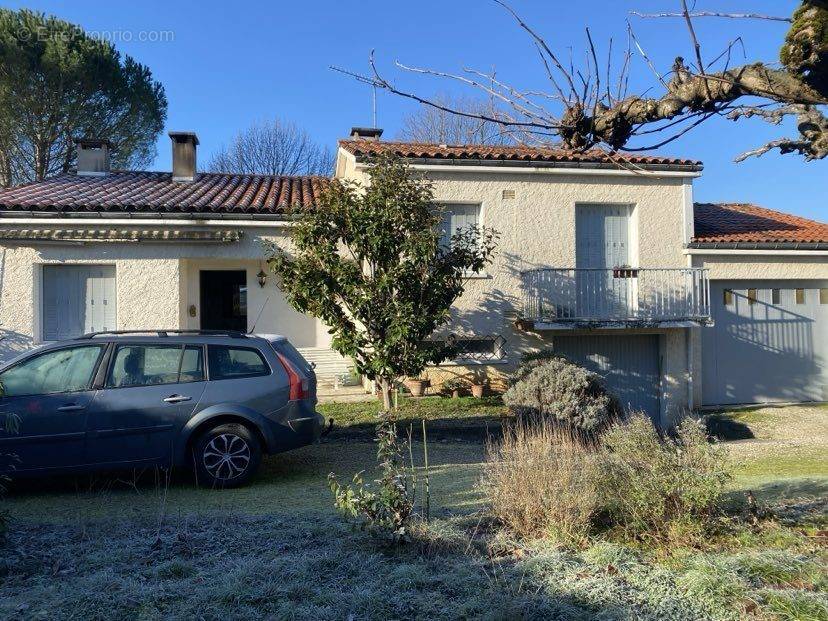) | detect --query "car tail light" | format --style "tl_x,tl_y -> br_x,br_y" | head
275,351 -> 309,401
